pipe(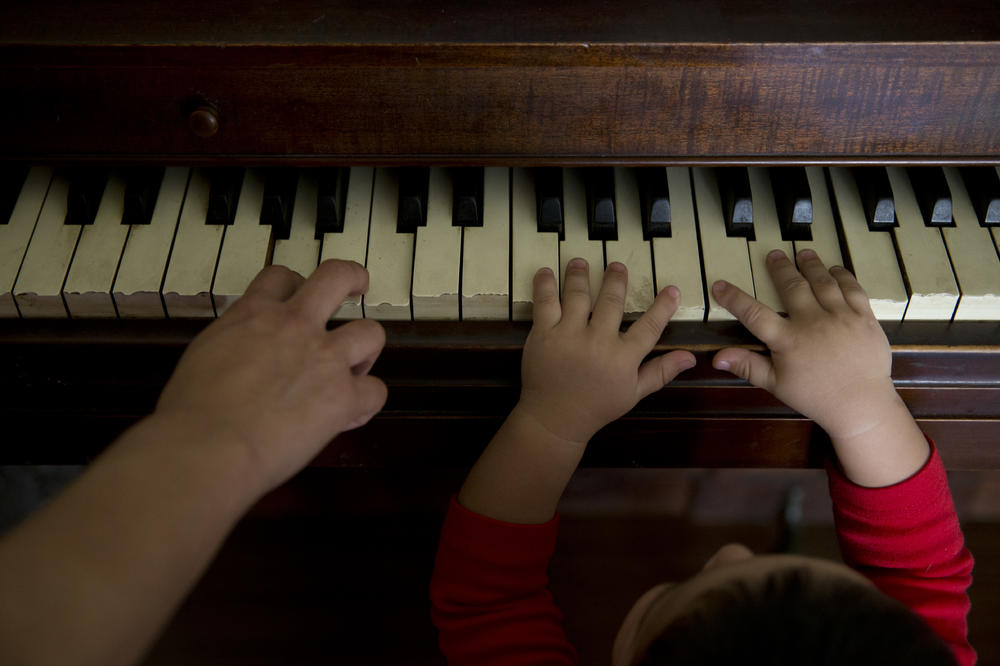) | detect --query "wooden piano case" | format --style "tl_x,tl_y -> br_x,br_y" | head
2,0 -> 1000,468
